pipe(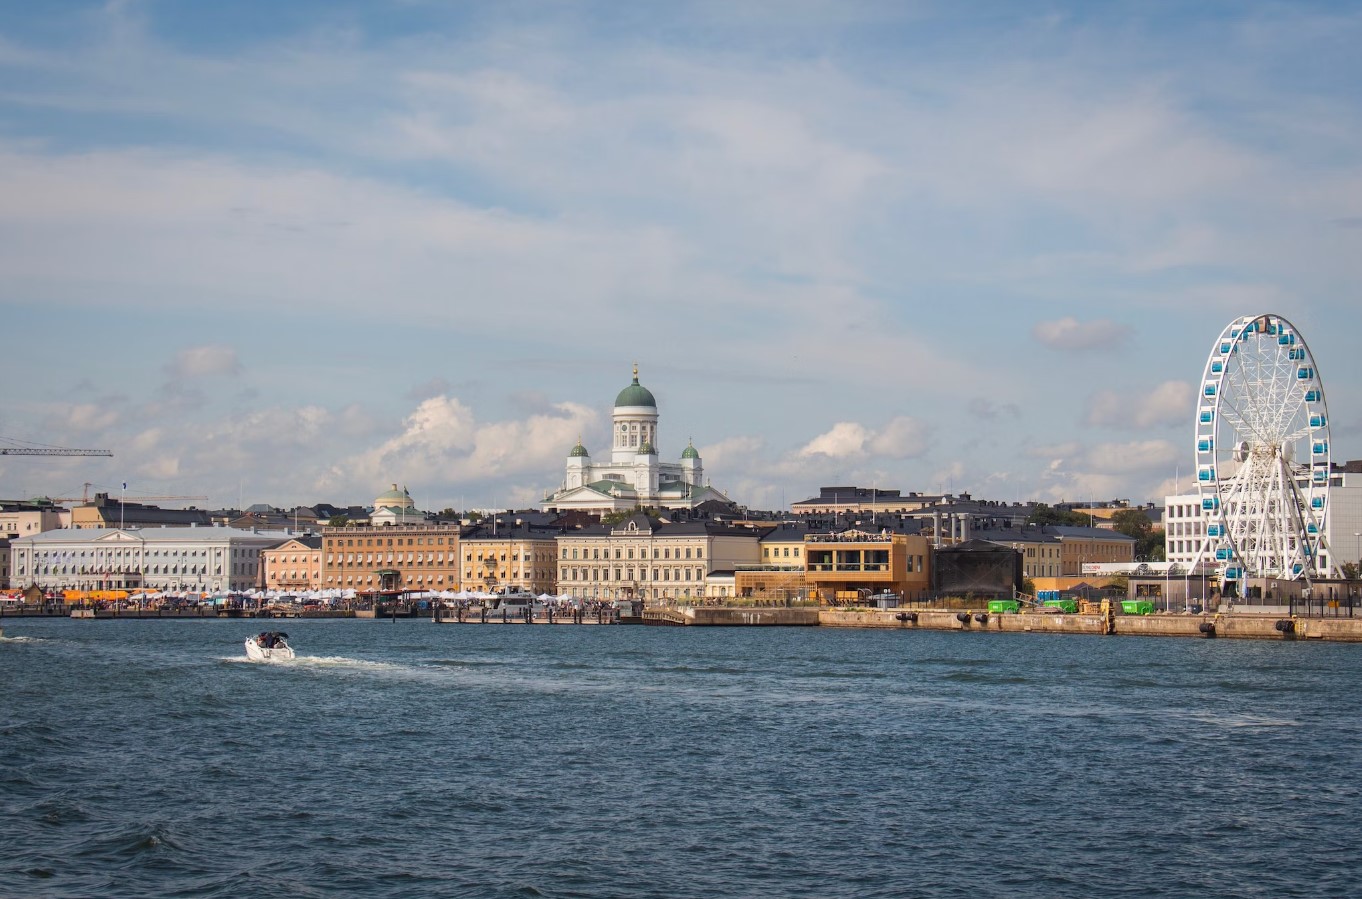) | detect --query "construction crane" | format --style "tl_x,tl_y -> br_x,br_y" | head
1,438 -> 112,457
